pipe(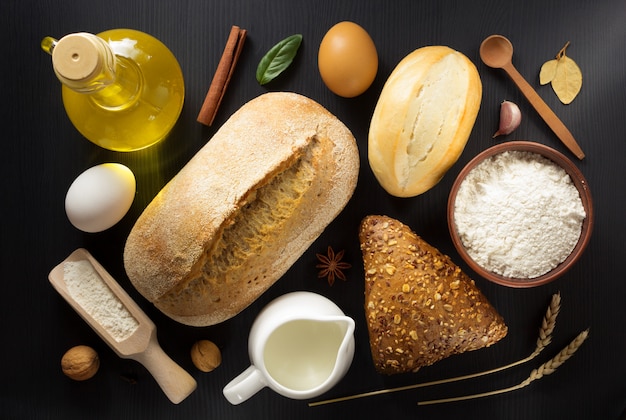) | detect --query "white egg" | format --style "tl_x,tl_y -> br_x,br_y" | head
65,163 -> 136,233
